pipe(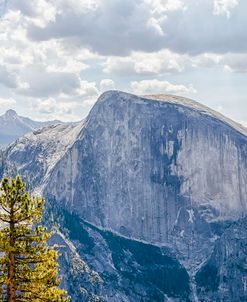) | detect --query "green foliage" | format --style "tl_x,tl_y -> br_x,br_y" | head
0,176 -> 70,302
